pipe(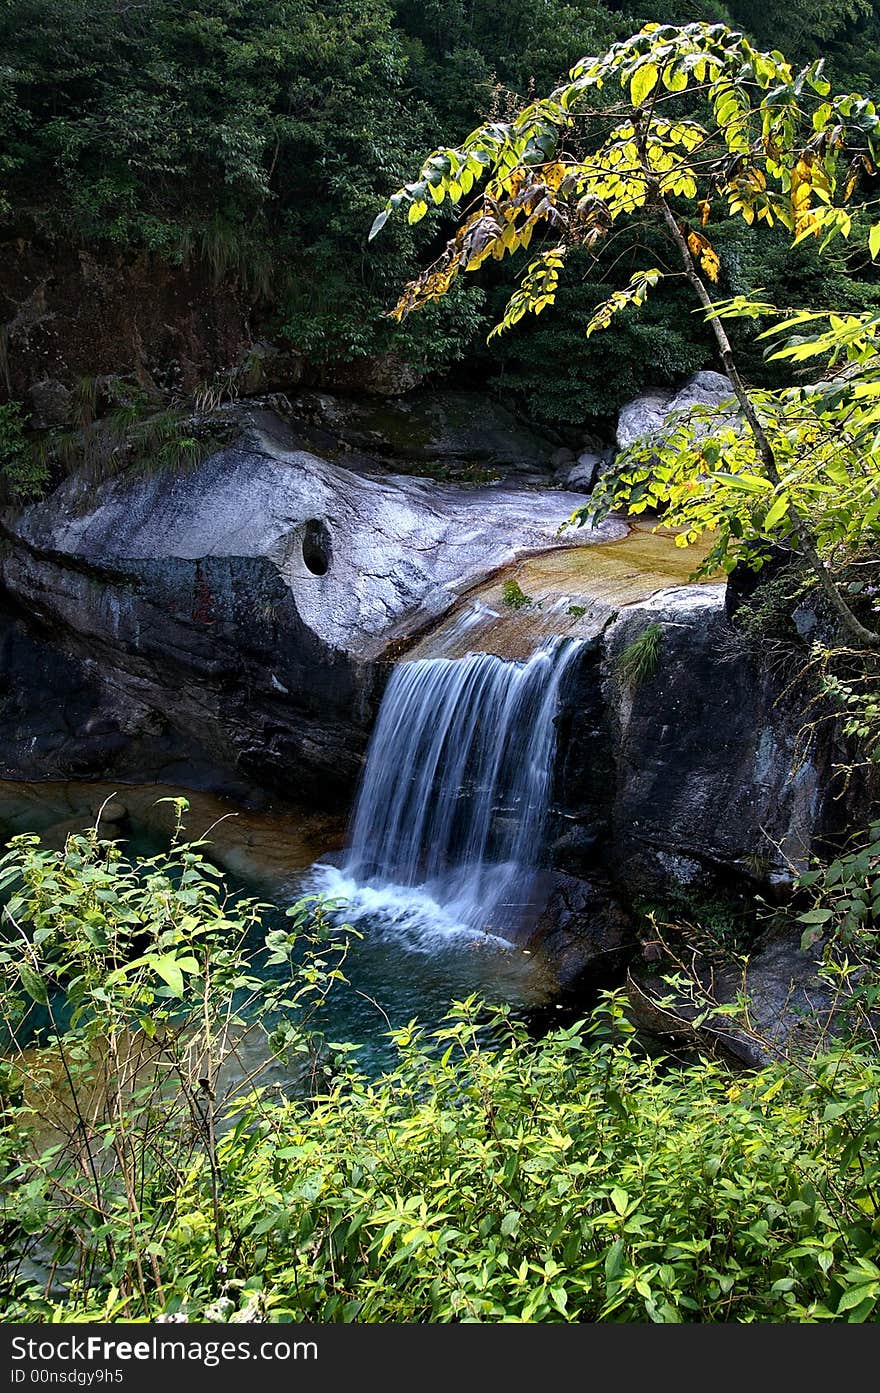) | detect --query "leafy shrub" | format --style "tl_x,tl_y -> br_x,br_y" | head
798,820 -> 880,957
4,817 -> 880,1324
0,811 -> 354,1319
14,999 -> 878,1324
0,402 -> 49,502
